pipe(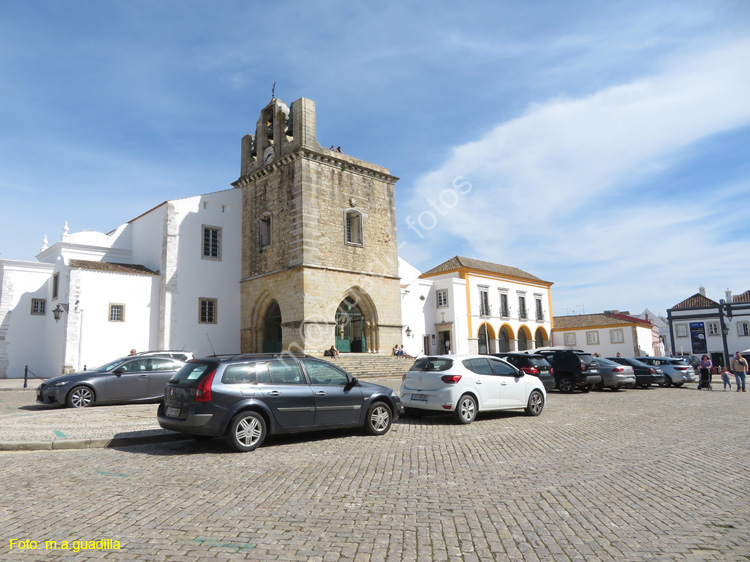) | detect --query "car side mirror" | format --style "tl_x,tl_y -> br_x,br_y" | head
516,369 -> 525,377
346,377 -> 359,389
114,369 -> 124,376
